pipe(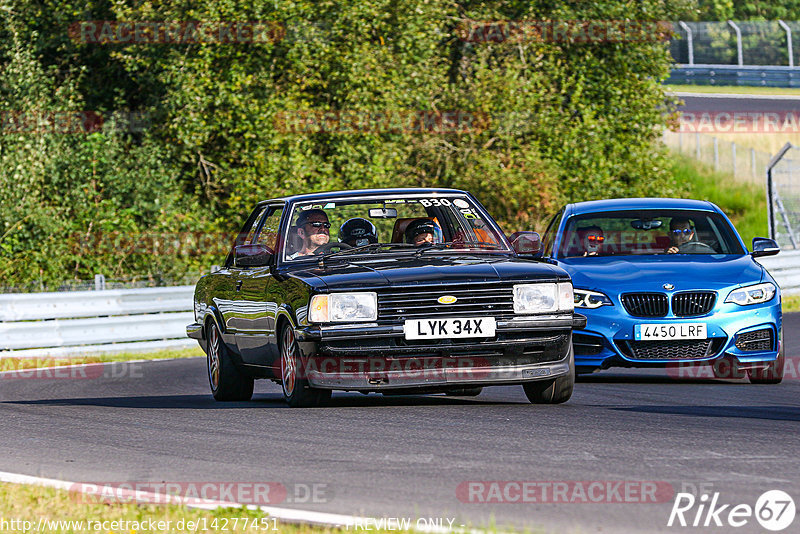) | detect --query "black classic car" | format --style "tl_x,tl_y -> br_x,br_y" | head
187,188 -> 586,406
